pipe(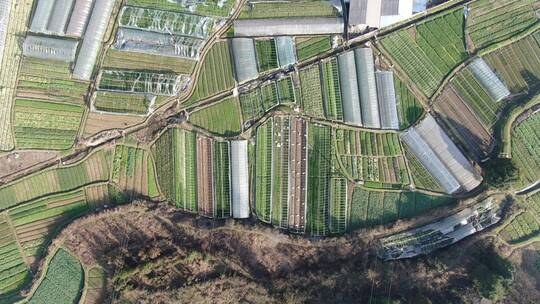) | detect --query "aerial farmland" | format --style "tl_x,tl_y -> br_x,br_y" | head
0,0 -> 539,302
